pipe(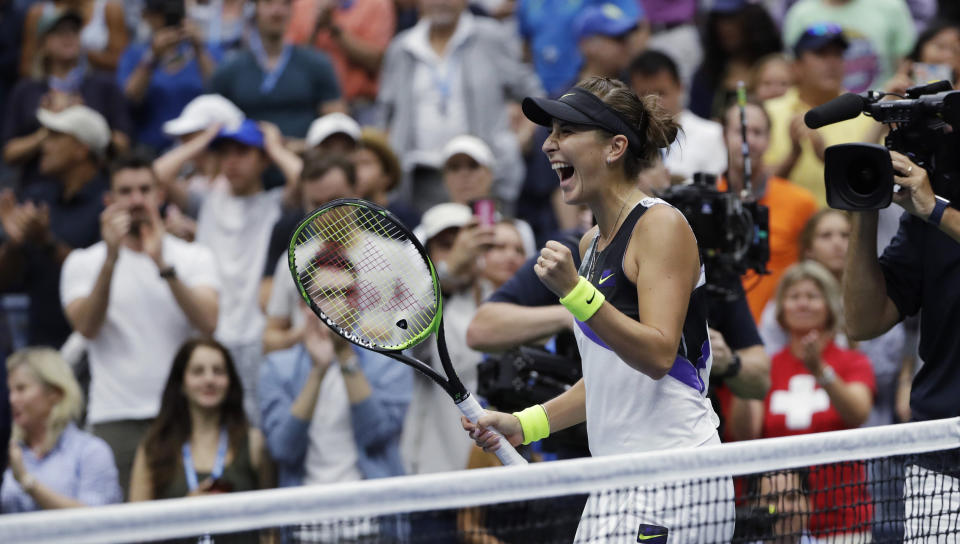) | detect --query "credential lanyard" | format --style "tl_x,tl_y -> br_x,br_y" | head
182,427 -> 229,491
248,29 -> 293,94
